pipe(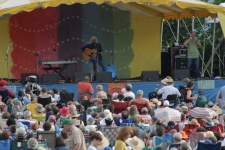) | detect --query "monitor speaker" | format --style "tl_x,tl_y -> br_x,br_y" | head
74,72 -> 91,83
41,73 -> 59,84
20,73 -> 38,85
96,72 -> 112,82
172,69 -> 190,81
141,71 -> 159,81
